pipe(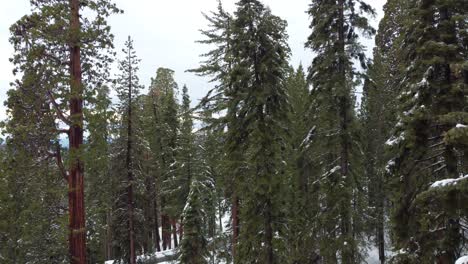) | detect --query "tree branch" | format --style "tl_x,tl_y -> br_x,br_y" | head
47,90 -> 71,125
55,143 -> 68,183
